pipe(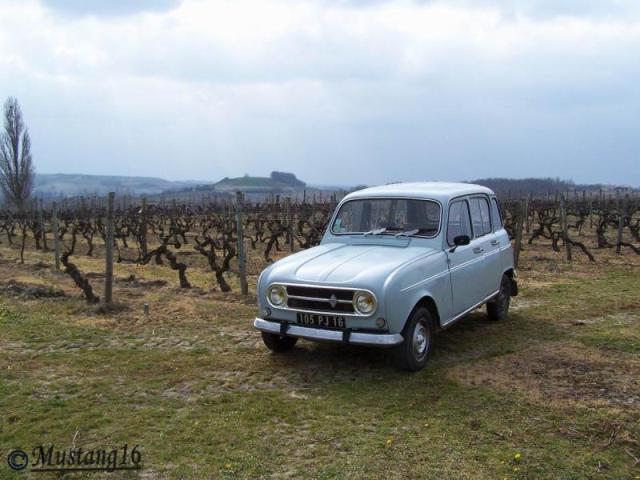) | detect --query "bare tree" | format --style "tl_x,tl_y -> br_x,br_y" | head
0,97 -> 35,210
